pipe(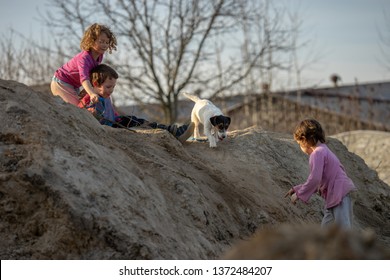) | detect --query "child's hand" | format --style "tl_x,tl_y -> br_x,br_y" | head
285,188 -> 298,204
284,188 -> 295,198
89,92 -> 99,104
290,193 -> 298,204
87,107 -> 97,115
